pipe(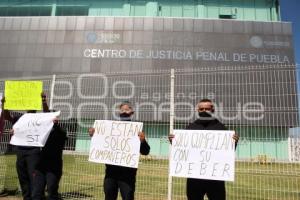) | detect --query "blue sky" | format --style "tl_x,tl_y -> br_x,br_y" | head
280,0 -> 300,64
